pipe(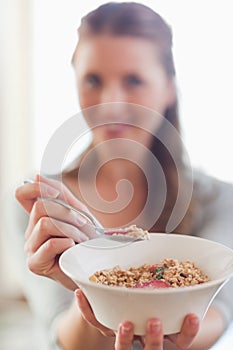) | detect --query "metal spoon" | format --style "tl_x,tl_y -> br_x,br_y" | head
23,179 -> 147,244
